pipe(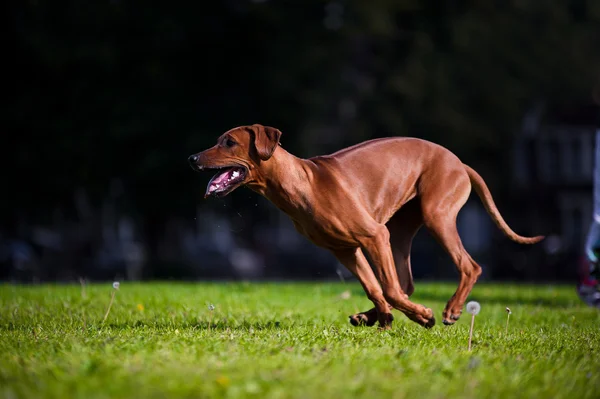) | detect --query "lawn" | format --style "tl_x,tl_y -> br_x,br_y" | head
1,281 -> 599,399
